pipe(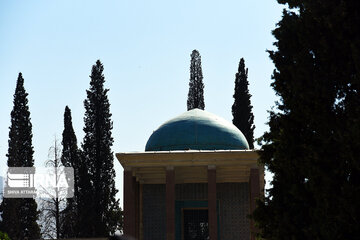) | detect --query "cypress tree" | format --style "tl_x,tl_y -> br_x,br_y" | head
60,106 -> 80,238
76,150 -> 93,237
253,1 -> 360,239
0,73 -> 40,240
82,60 -> 121,236
187,49 -> 205,110
231,58 -> 255,149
